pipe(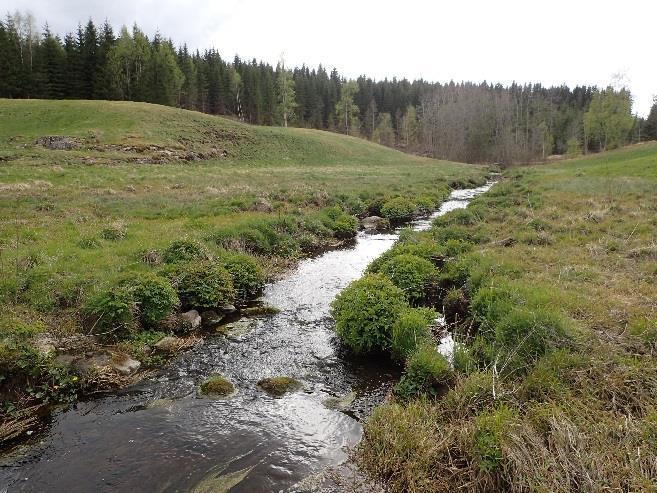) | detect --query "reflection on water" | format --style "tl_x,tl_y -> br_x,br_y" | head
0,183 -> 493,493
